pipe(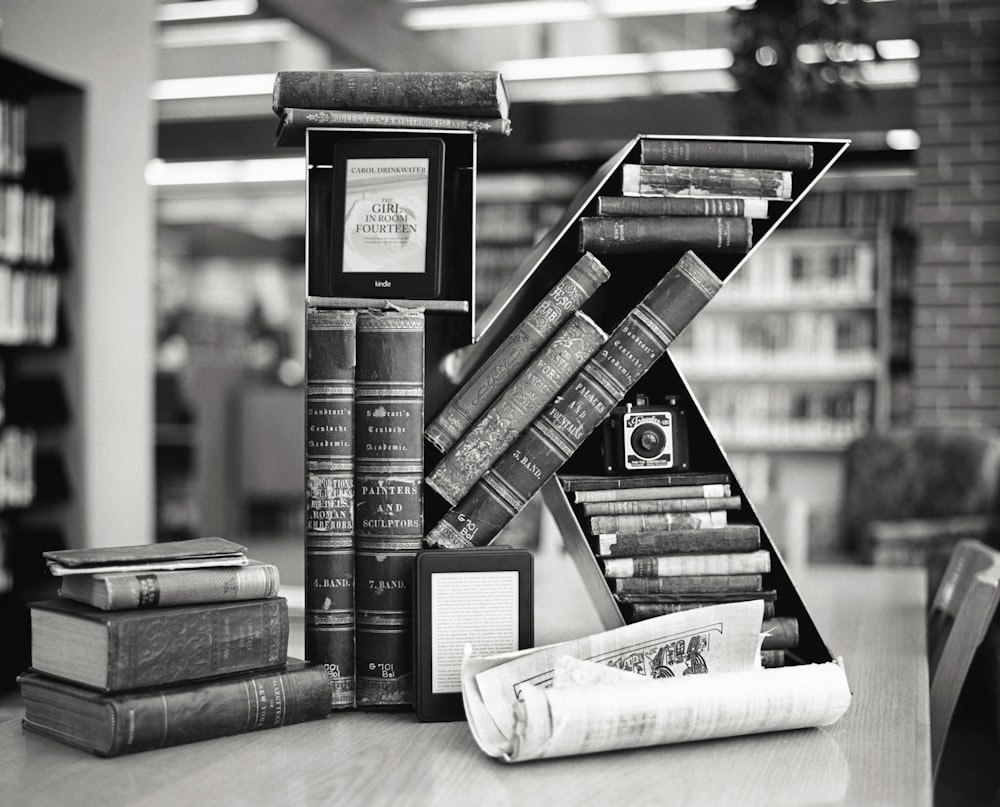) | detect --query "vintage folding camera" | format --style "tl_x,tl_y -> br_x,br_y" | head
601,394 -> 689,473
